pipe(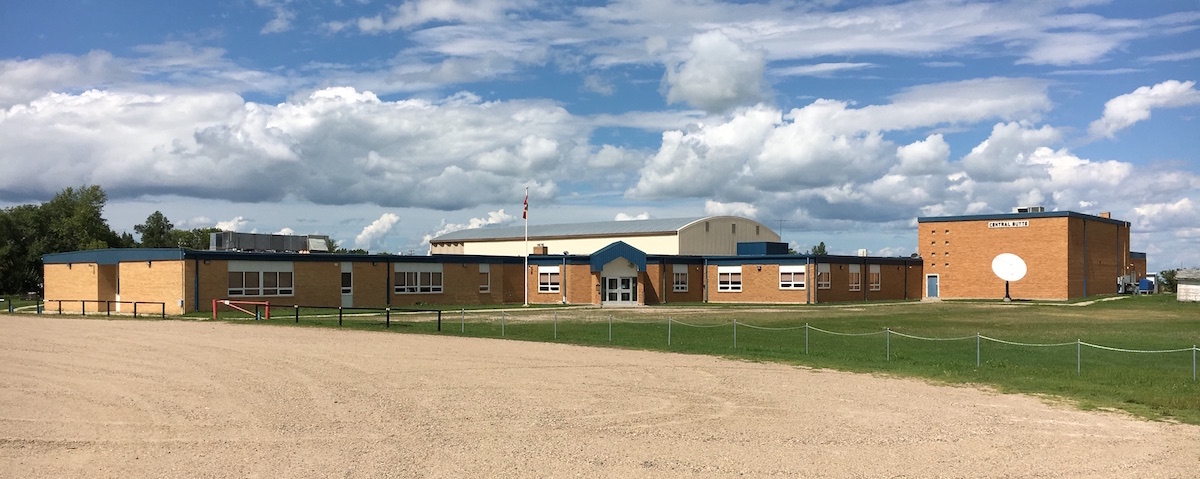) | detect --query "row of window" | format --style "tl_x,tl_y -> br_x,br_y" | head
229,263 -> 491,297
226,262 -> 885,297
716,264 -> 883,292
